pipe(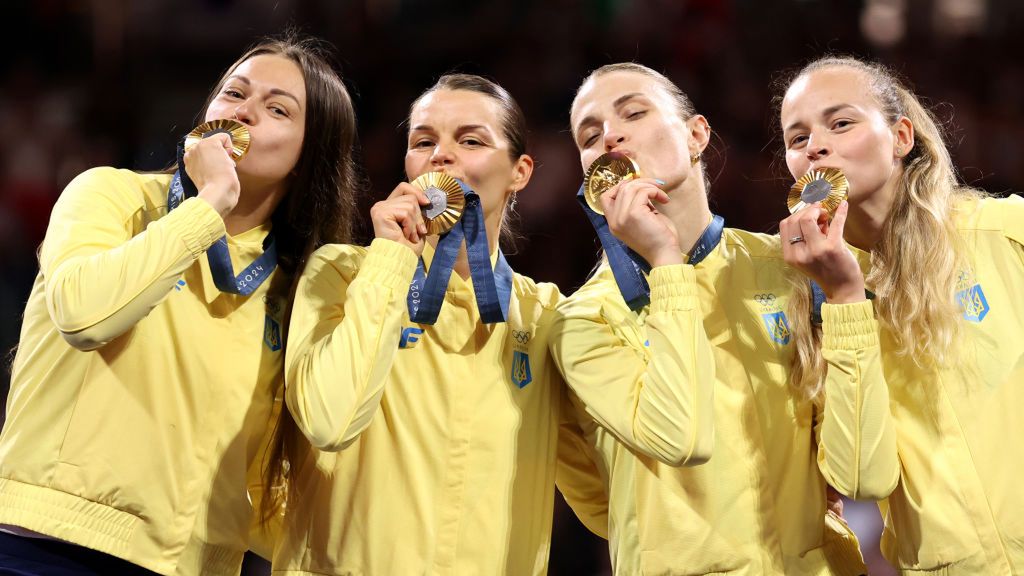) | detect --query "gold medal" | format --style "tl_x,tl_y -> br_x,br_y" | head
788,167 -> 849,217
185,119 -> 251,163
410,172 -> 465,235
583,152 -> 640,215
